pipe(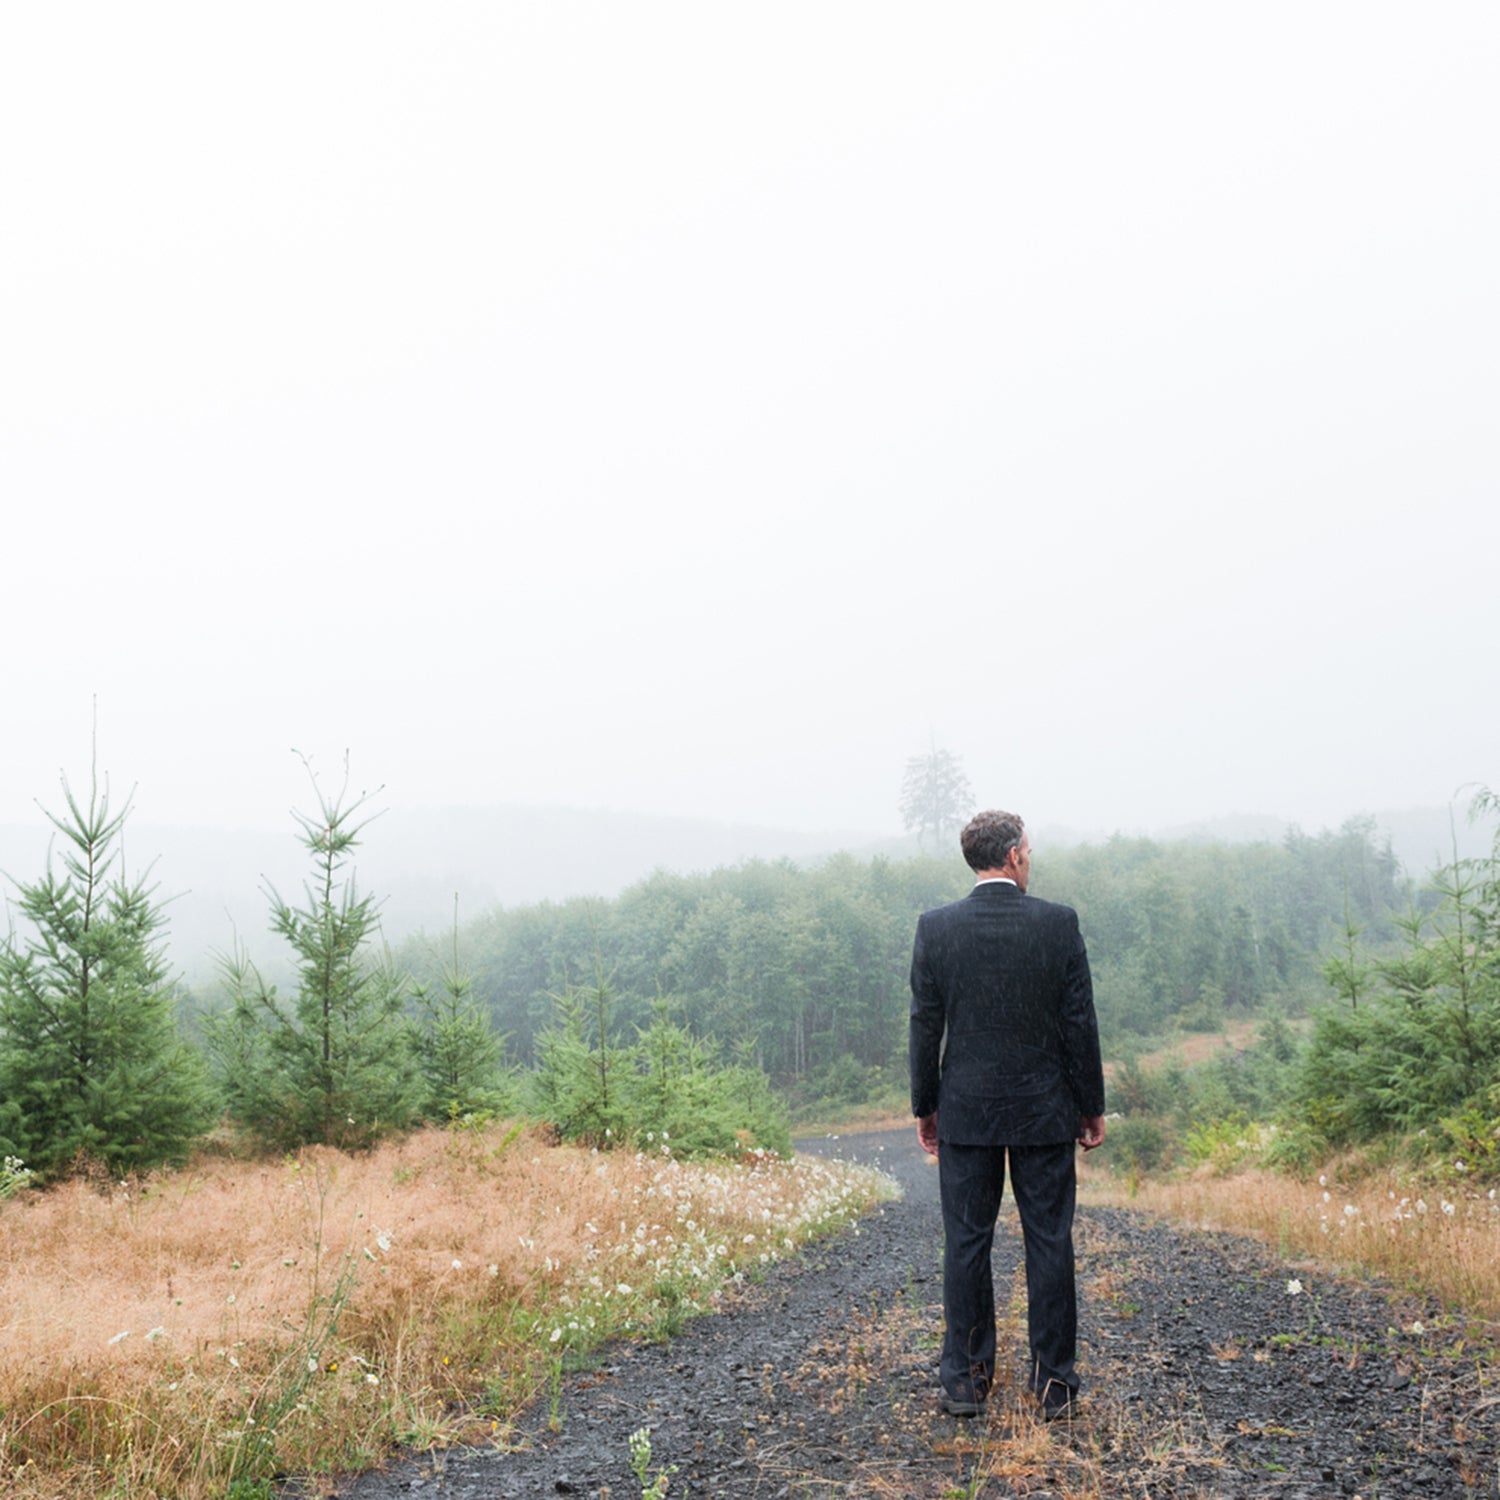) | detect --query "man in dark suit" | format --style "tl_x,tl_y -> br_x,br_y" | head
909,809 -> 1106,1420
